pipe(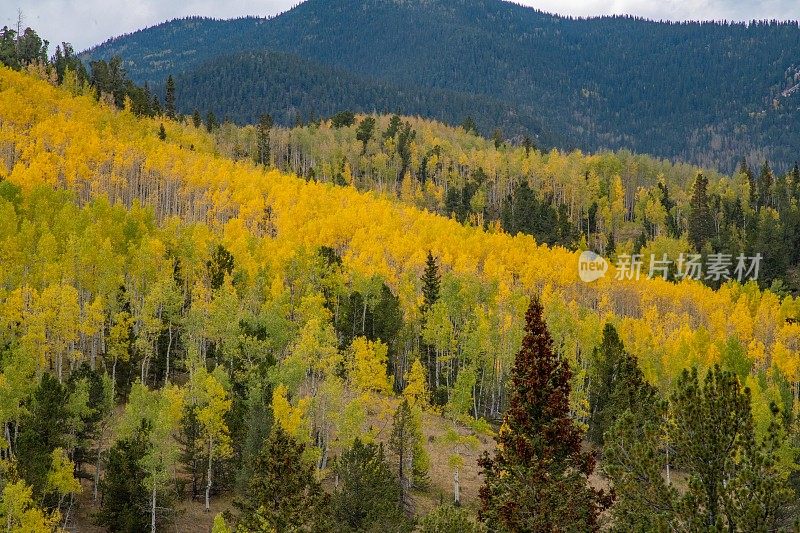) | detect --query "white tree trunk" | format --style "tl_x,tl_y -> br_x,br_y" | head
151,484 -> 157,533
453,468 -> 460,505
205,436 -> 213,512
